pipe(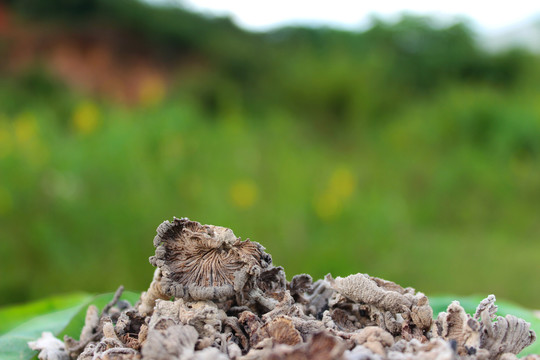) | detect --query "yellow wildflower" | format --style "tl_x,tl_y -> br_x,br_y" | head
230,179 -> 258,209
313,166 -> 356,221
14,113 -> 38,145
328,166 -> 356,200
72,101 -> 100,135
